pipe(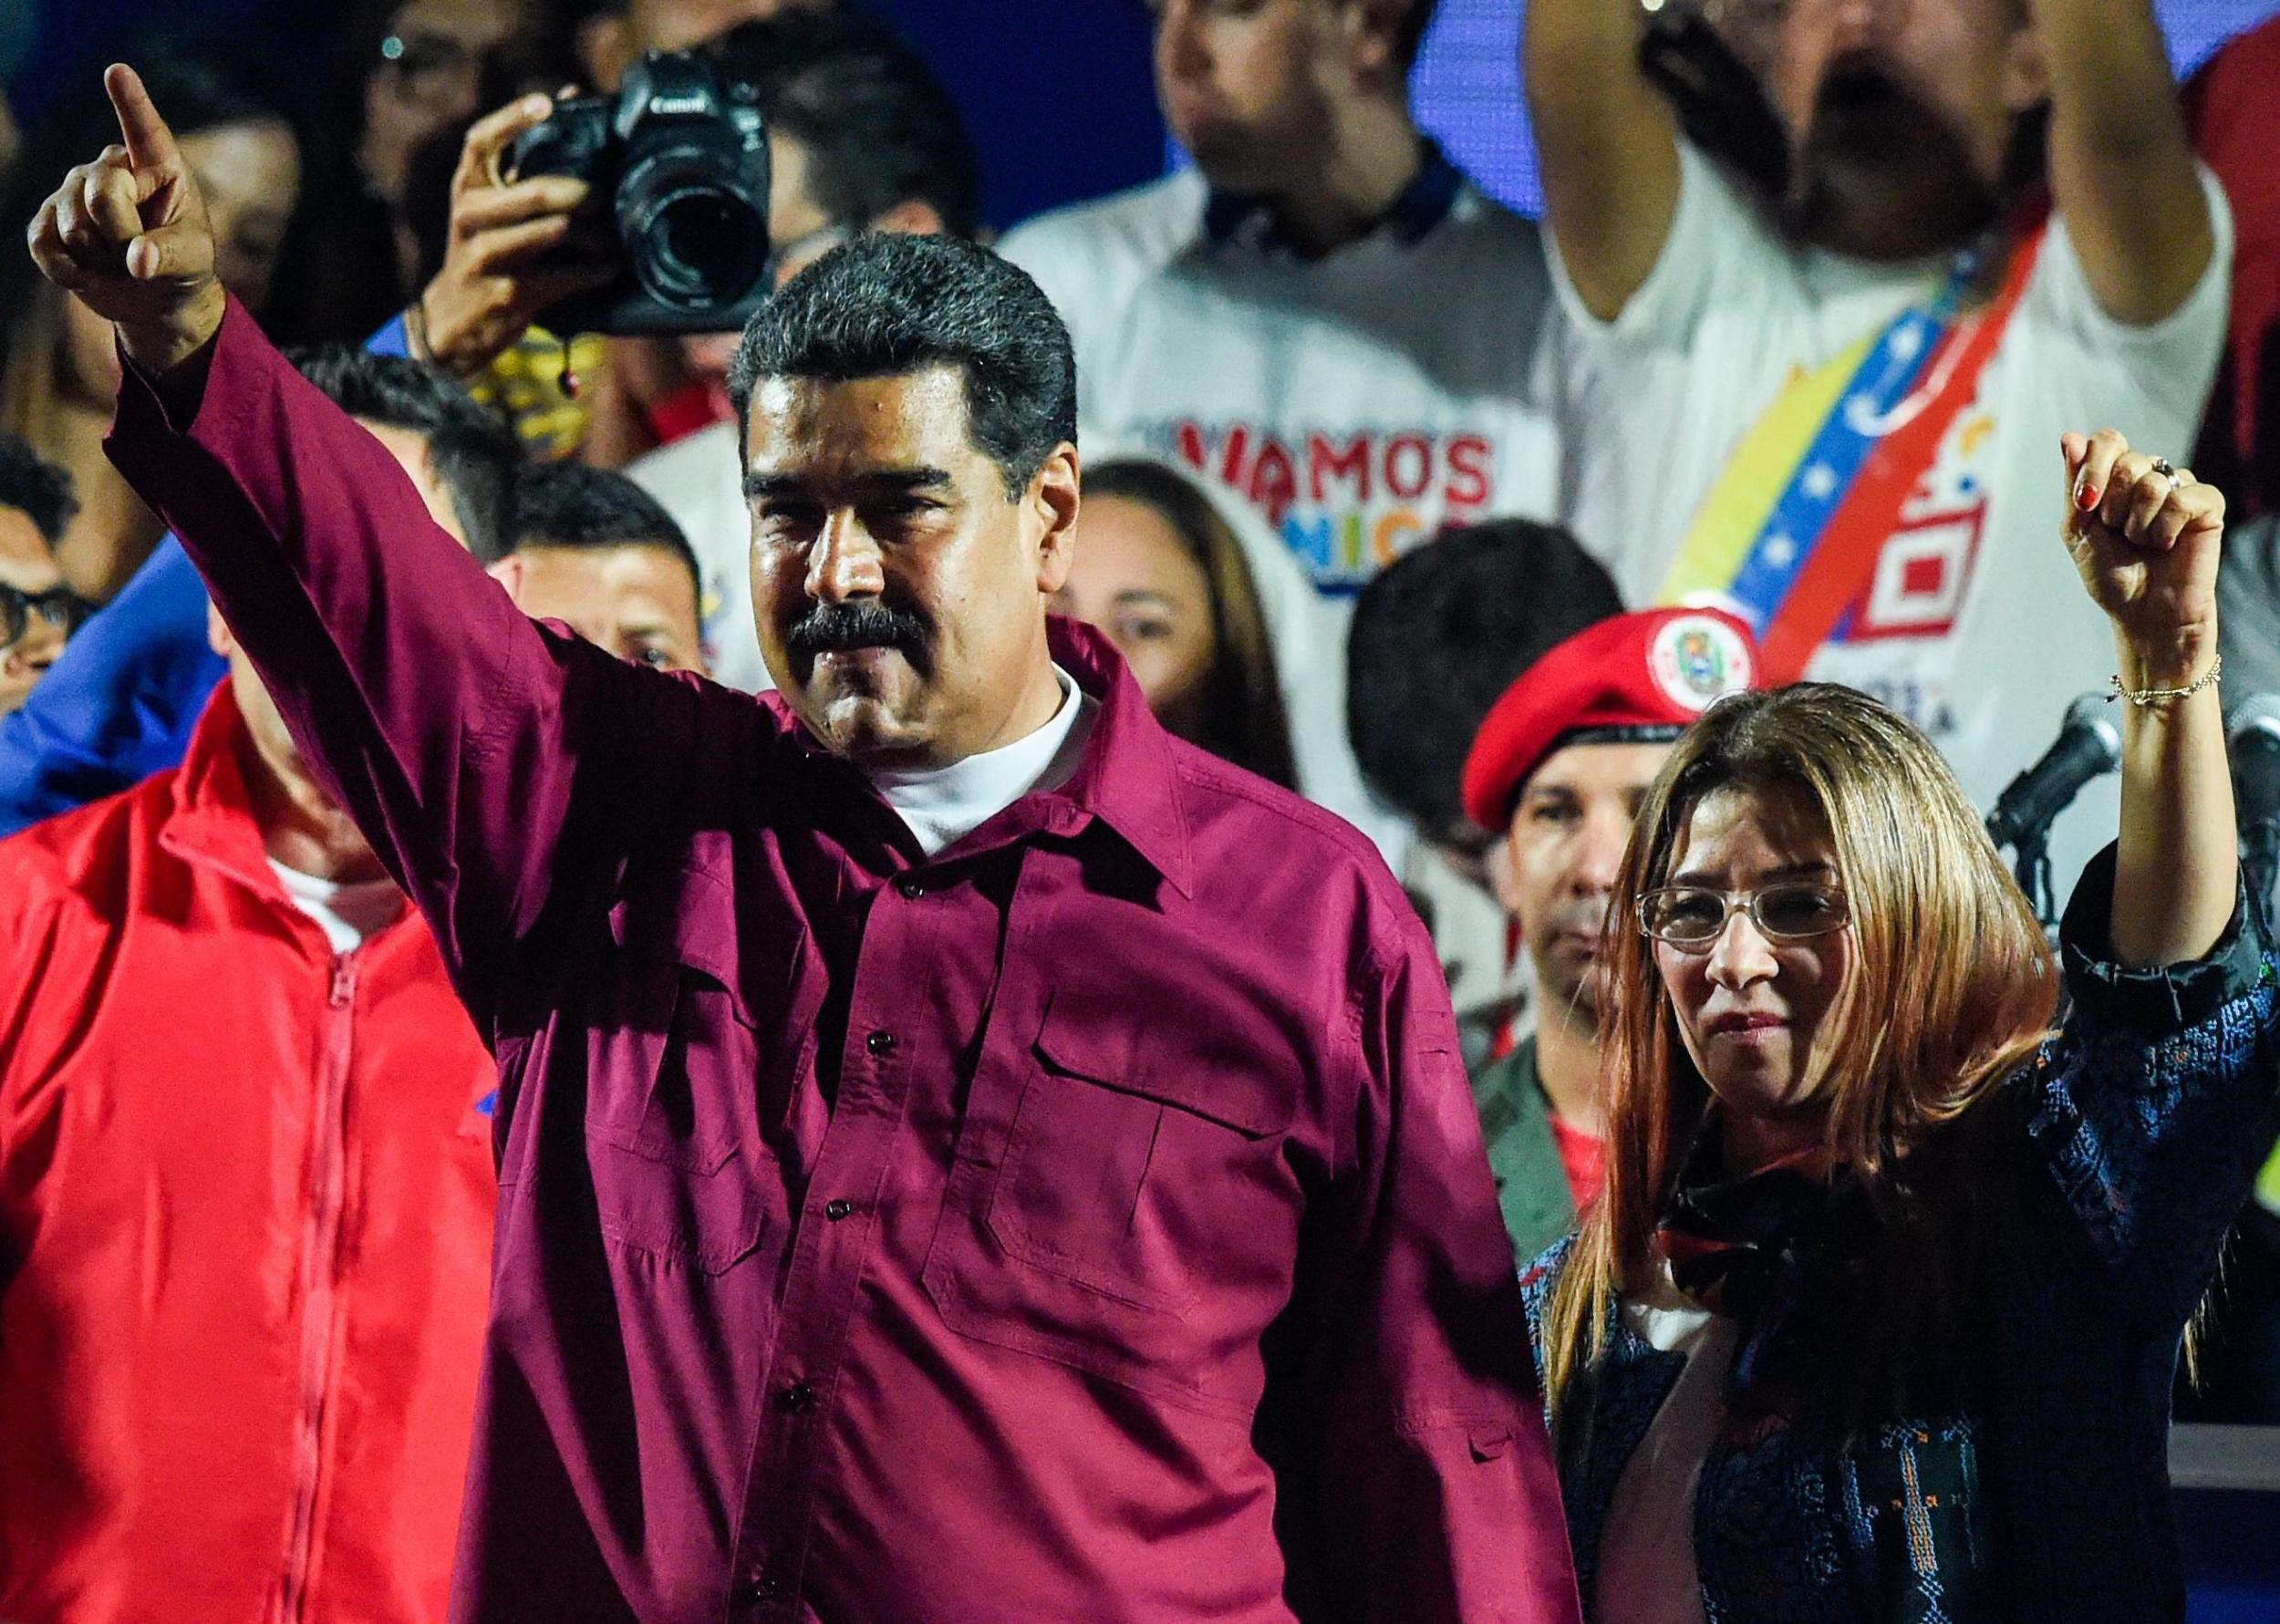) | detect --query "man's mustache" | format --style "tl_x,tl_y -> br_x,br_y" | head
787,602 -> 931,663
1544,899 -> 1620,946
